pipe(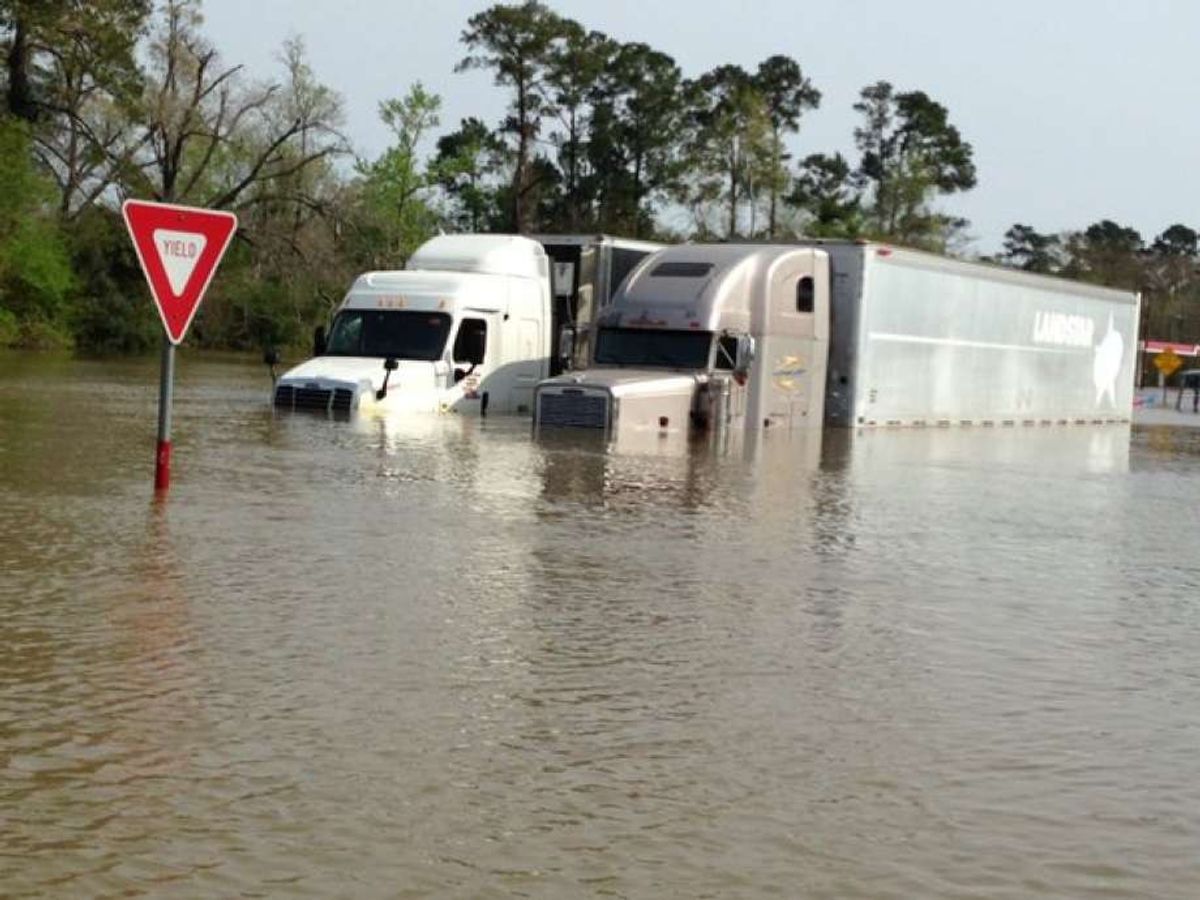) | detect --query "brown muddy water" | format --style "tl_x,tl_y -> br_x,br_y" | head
2,350 -> 1200,898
